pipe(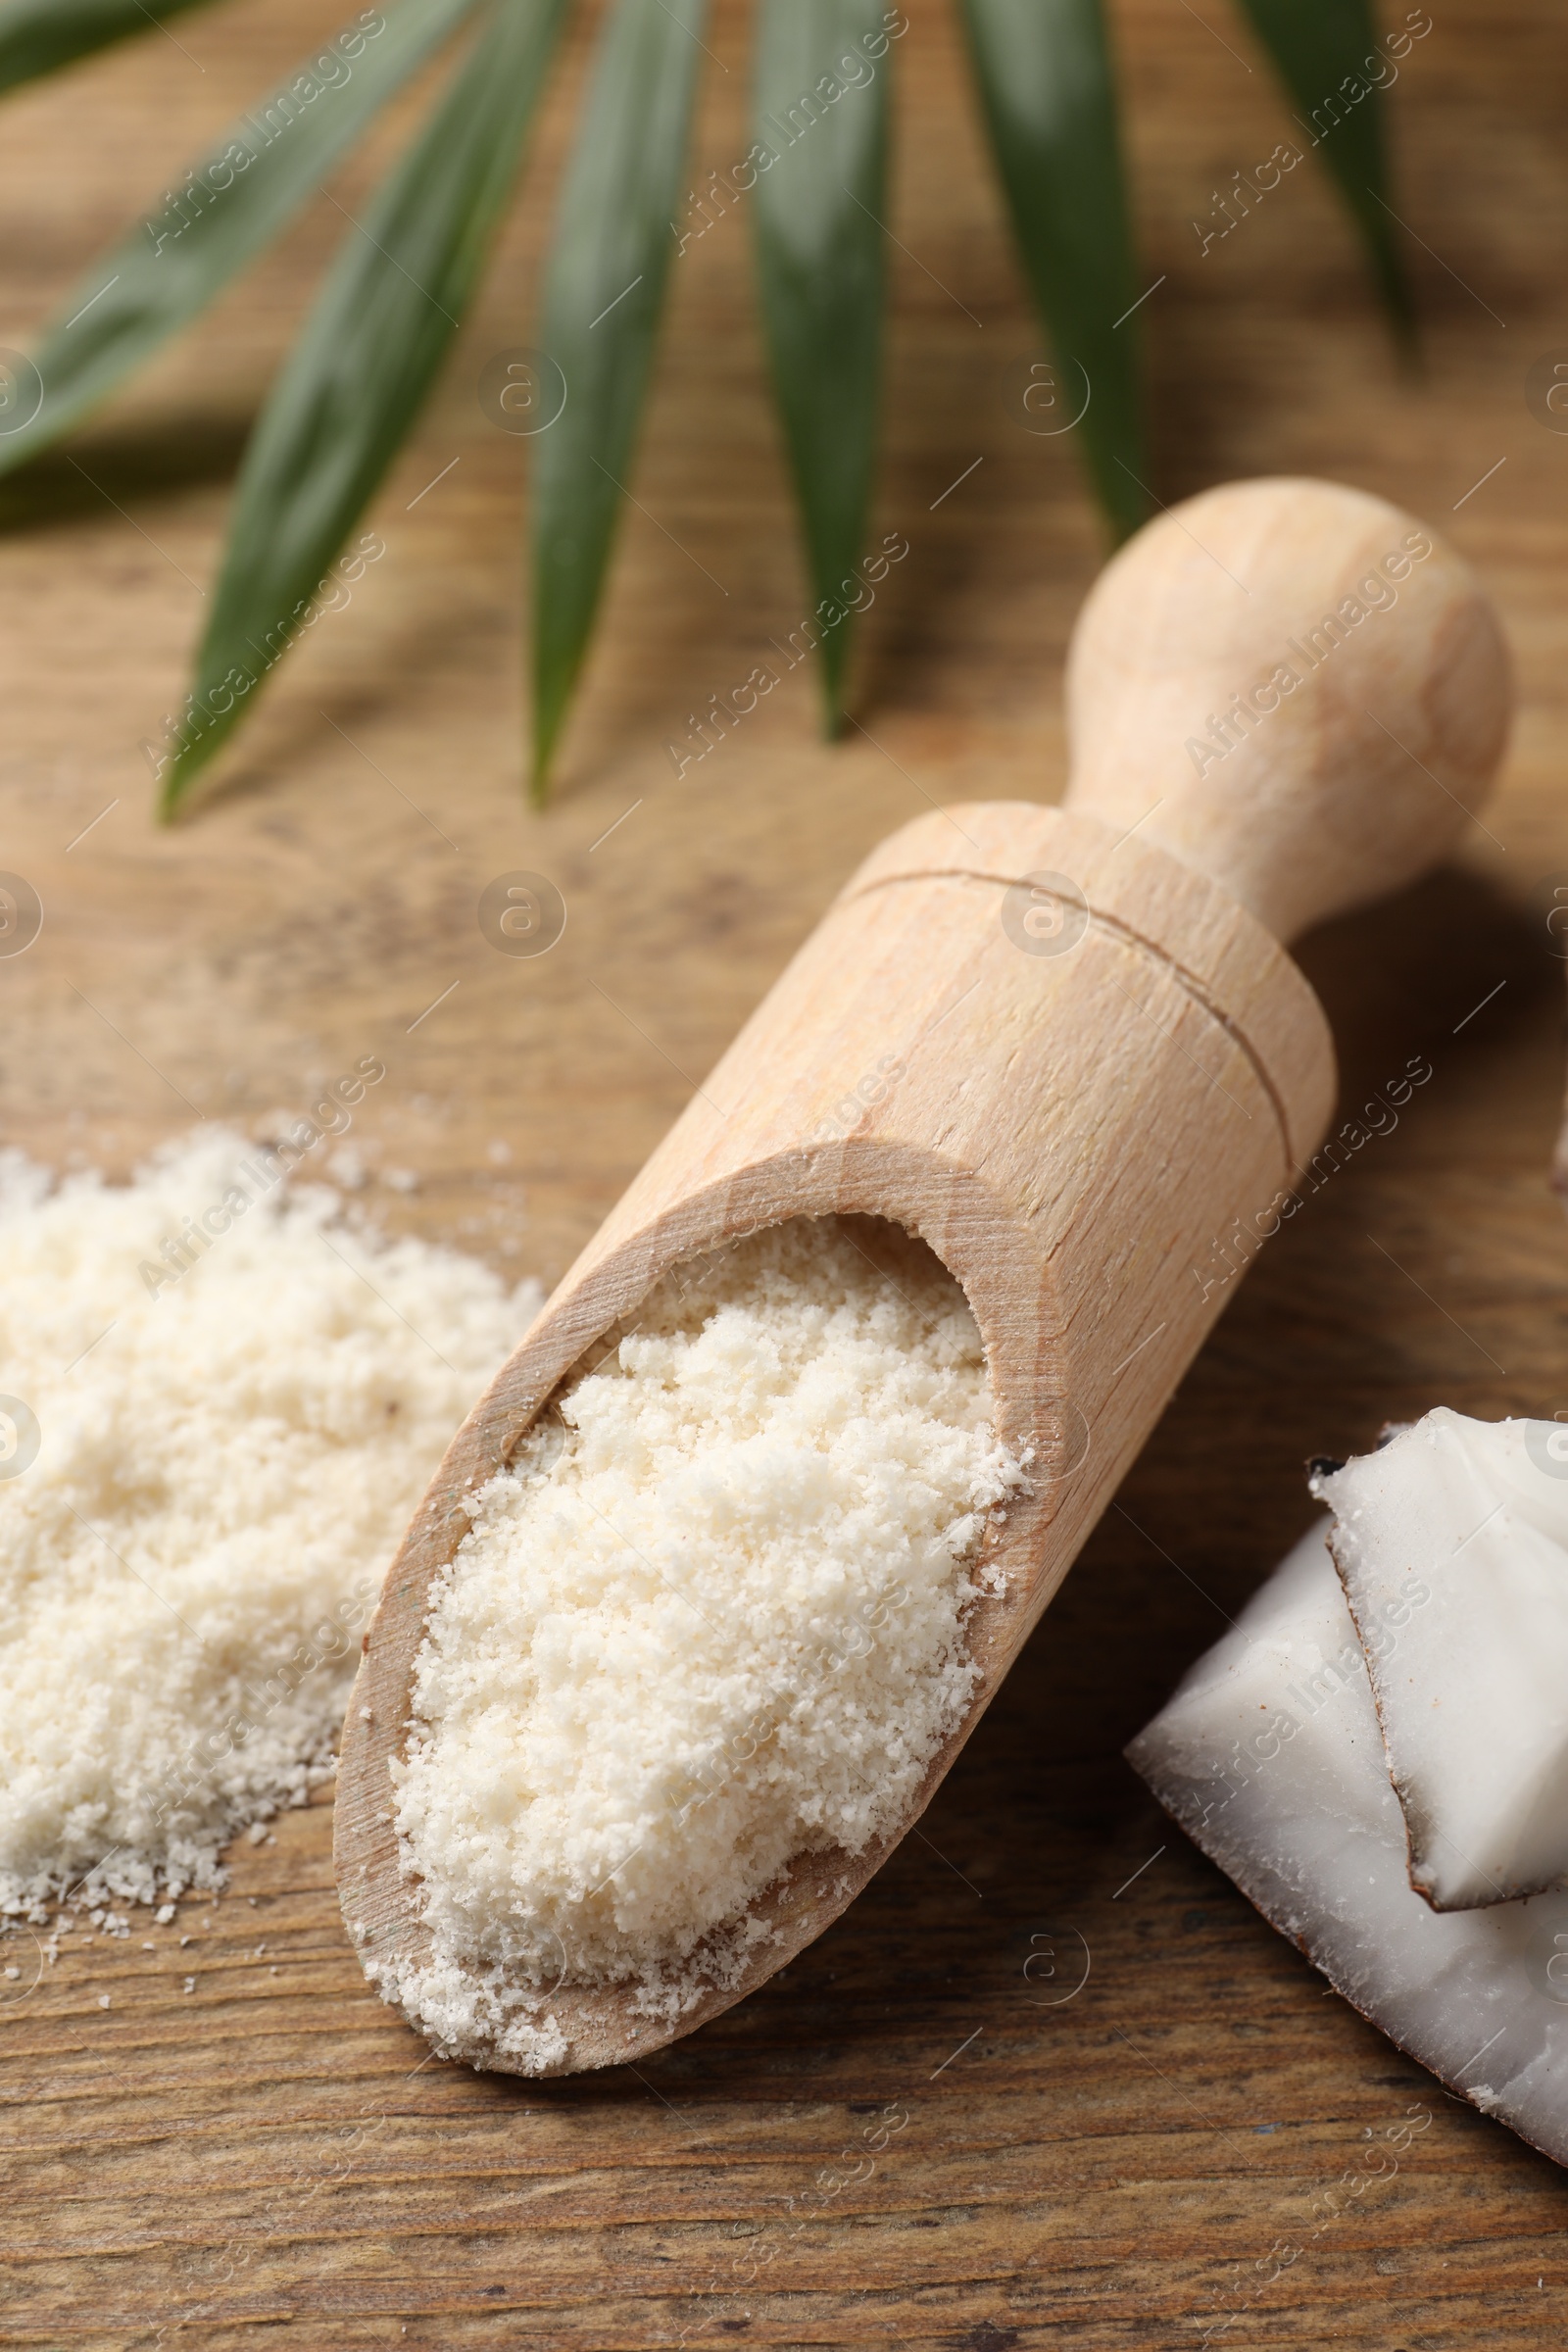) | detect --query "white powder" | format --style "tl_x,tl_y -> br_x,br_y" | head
386,1218 -> 1022,2067
0,1130 -> 537,1920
